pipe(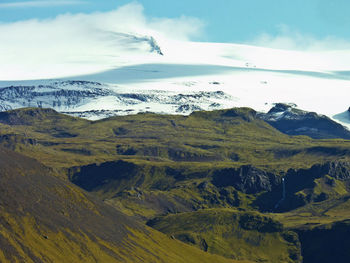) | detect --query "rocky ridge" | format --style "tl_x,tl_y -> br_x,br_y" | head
259,103 -> 350,139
